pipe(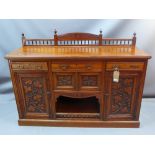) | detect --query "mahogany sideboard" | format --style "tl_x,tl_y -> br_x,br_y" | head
5,30 -> 151,128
